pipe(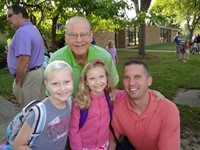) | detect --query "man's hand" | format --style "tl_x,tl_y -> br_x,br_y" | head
151,90 -> 165,101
